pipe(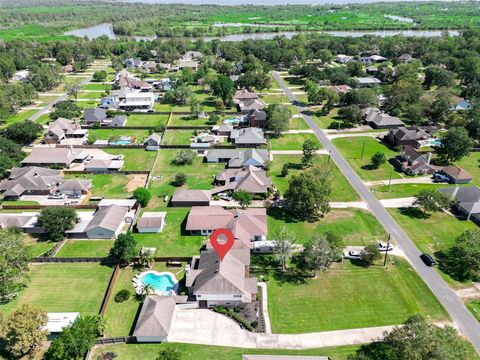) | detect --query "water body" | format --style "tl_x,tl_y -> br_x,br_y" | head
384,14 -> 415,23
65,23 -> 460,41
